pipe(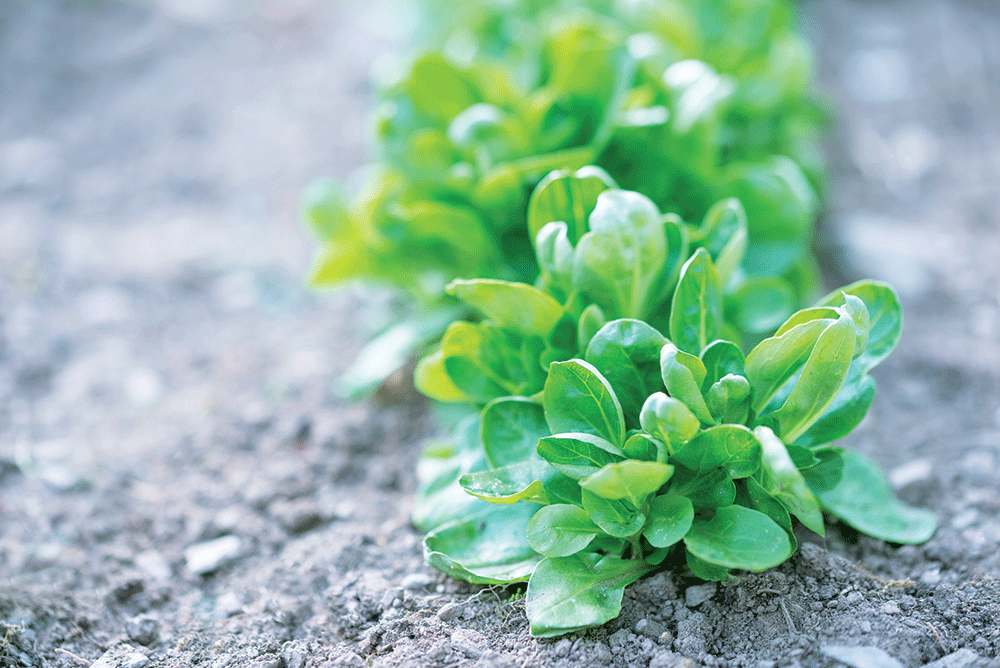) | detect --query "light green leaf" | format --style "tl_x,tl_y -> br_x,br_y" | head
727,277 -> 797,337
660,343 -> 714,424
684,505 -> 793,571
573,190 -> 668,320
810,449 -> 936,544
582,489 -> 645,538
460,460 -> 558,505
481,397 -> 549,468
537,432 -> 624,480
528,166 -> 617,246
754,426 -> 824,535
639,392 -> 700,452
744,317 -> 832,413
580,460 -> 674,506
673,425 -> 761,479
544,359 -> 626,447
423,504 -> 540,584
406,54 -> 480,123
670,248 -> 723,356
447,279 -> 565,339
585,319 -> 667,425
526,505 -> 600,557
526,553 -> 653,637
643,494 -> 694,548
